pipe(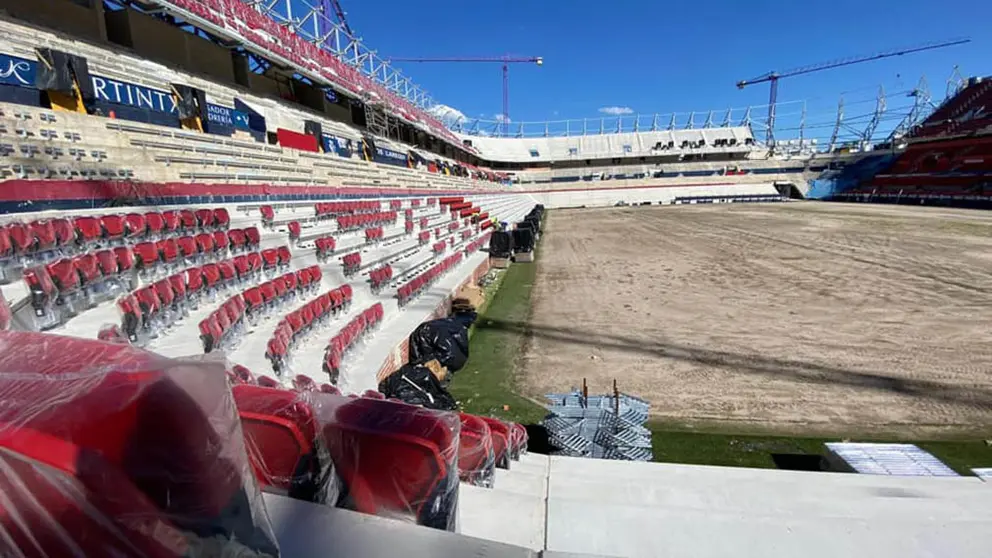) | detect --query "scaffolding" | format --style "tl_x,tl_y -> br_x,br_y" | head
542,380 -> 652,462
